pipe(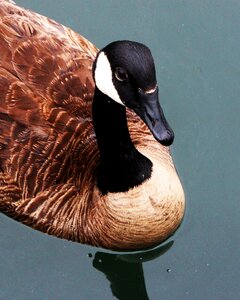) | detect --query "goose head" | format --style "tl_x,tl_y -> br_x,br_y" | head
93,40 -> 174,146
